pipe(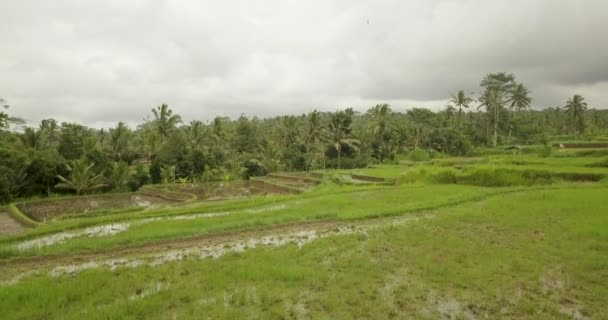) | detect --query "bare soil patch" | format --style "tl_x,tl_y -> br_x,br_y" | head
17,194 -> 170,222
168,181 -> 269,201
0,211 -> 24,236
